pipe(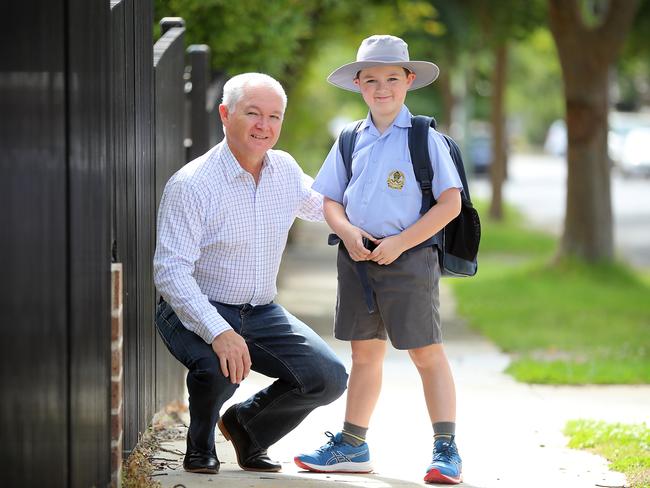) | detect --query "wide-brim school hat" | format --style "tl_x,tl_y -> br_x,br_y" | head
327,35 -> 439,92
